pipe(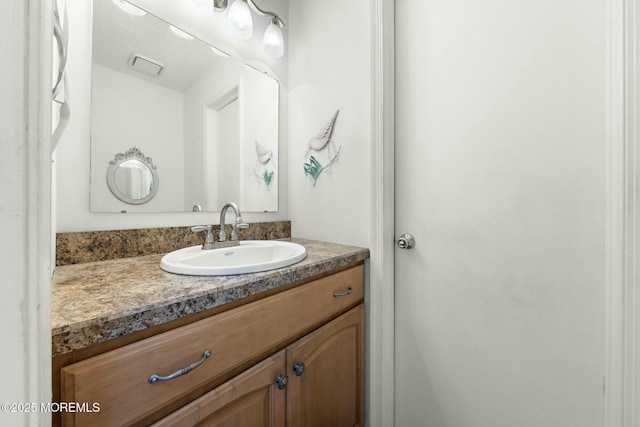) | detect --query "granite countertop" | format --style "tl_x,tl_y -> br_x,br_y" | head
52,238 -> 369,357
